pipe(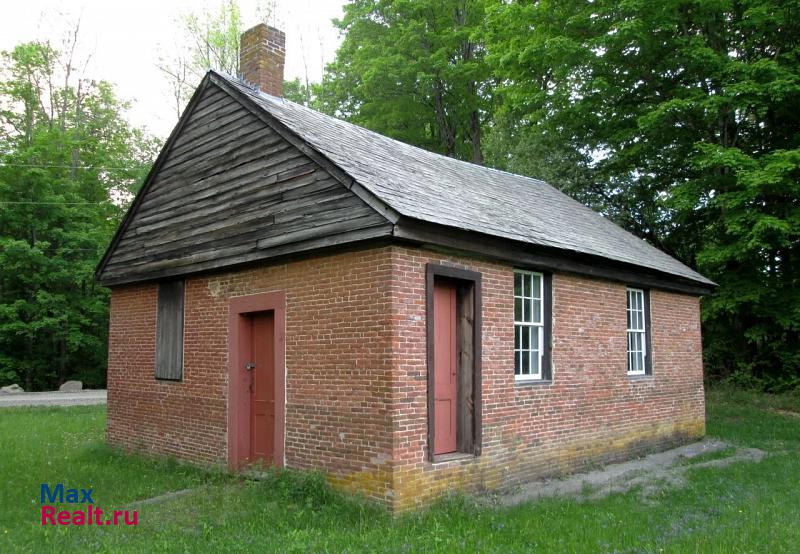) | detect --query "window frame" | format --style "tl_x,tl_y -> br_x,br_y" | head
626,287 -> 652,376
155,280 -> 185,381
514,269 -> 552,382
